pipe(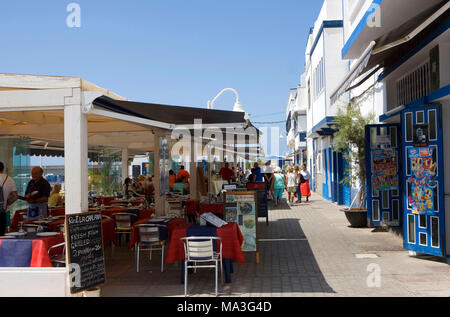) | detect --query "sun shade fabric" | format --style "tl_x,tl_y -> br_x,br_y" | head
92,96 -> 247,126
331,1 -> 448,104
